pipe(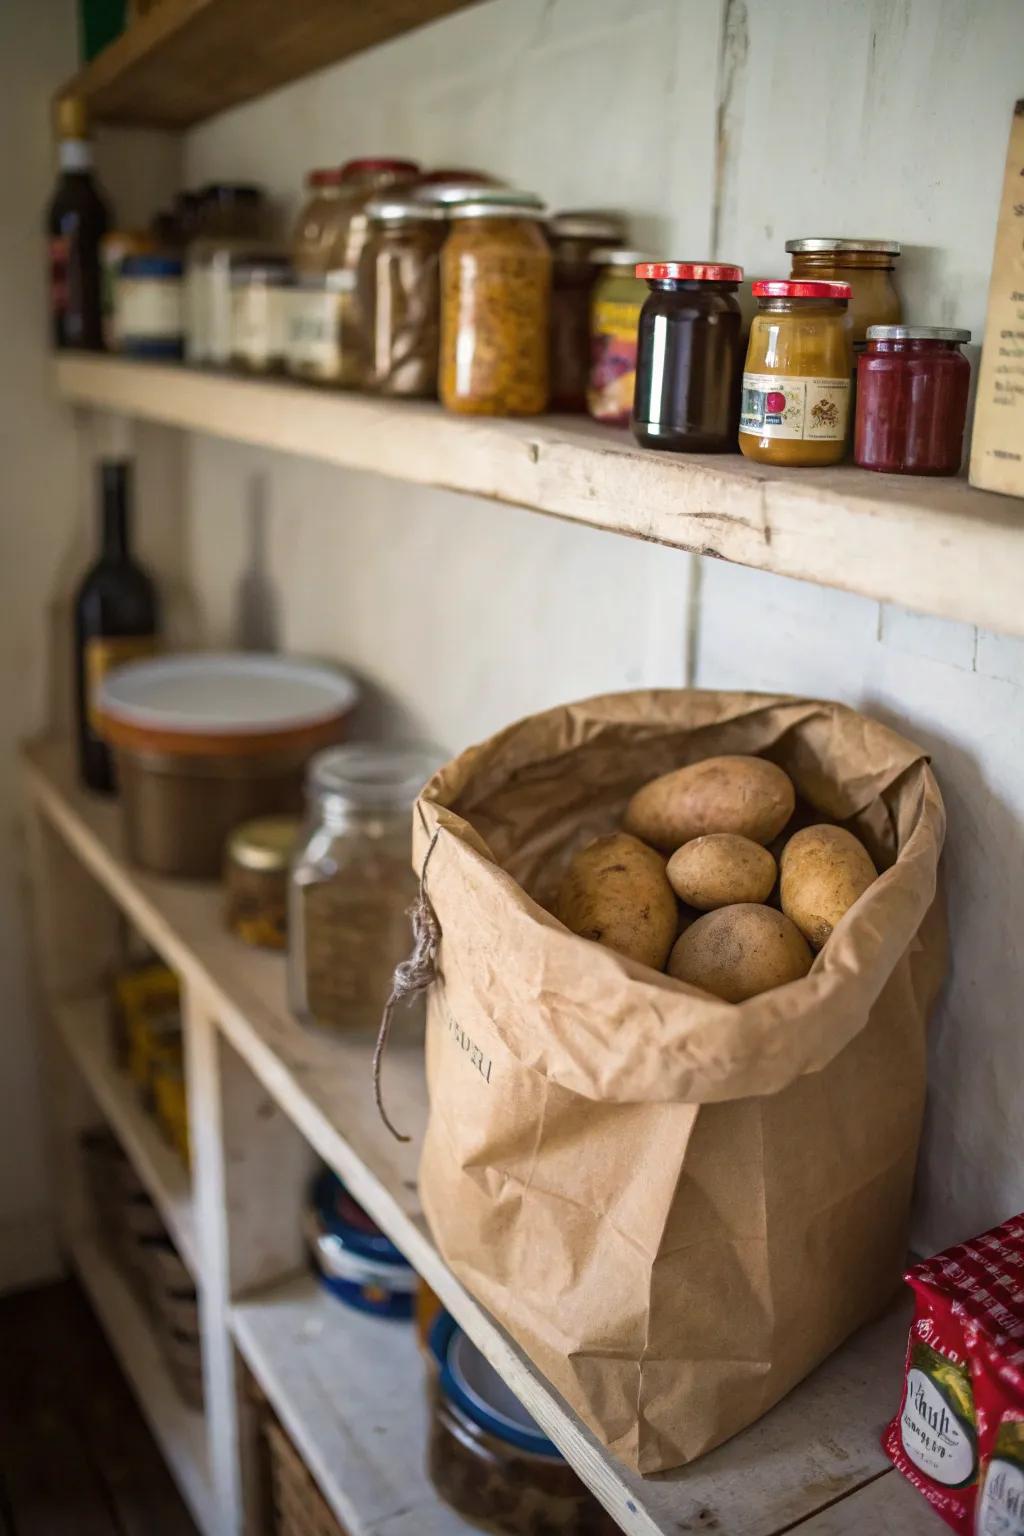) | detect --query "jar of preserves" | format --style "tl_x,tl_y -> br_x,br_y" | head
287,743 -> 439,1031
739,279 -> 853,467
359,197 -> 446,396
786,238 -> 901,351
440,197 -> 551,416
855,325 -> 971,475
547,210 -> 627,412
229,258 -> 293,374
114,254 -> 184,359
224,815 -> 300,949
185,183 -> 266,365
632,261 -> 744,452
587,249 -> 651,426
